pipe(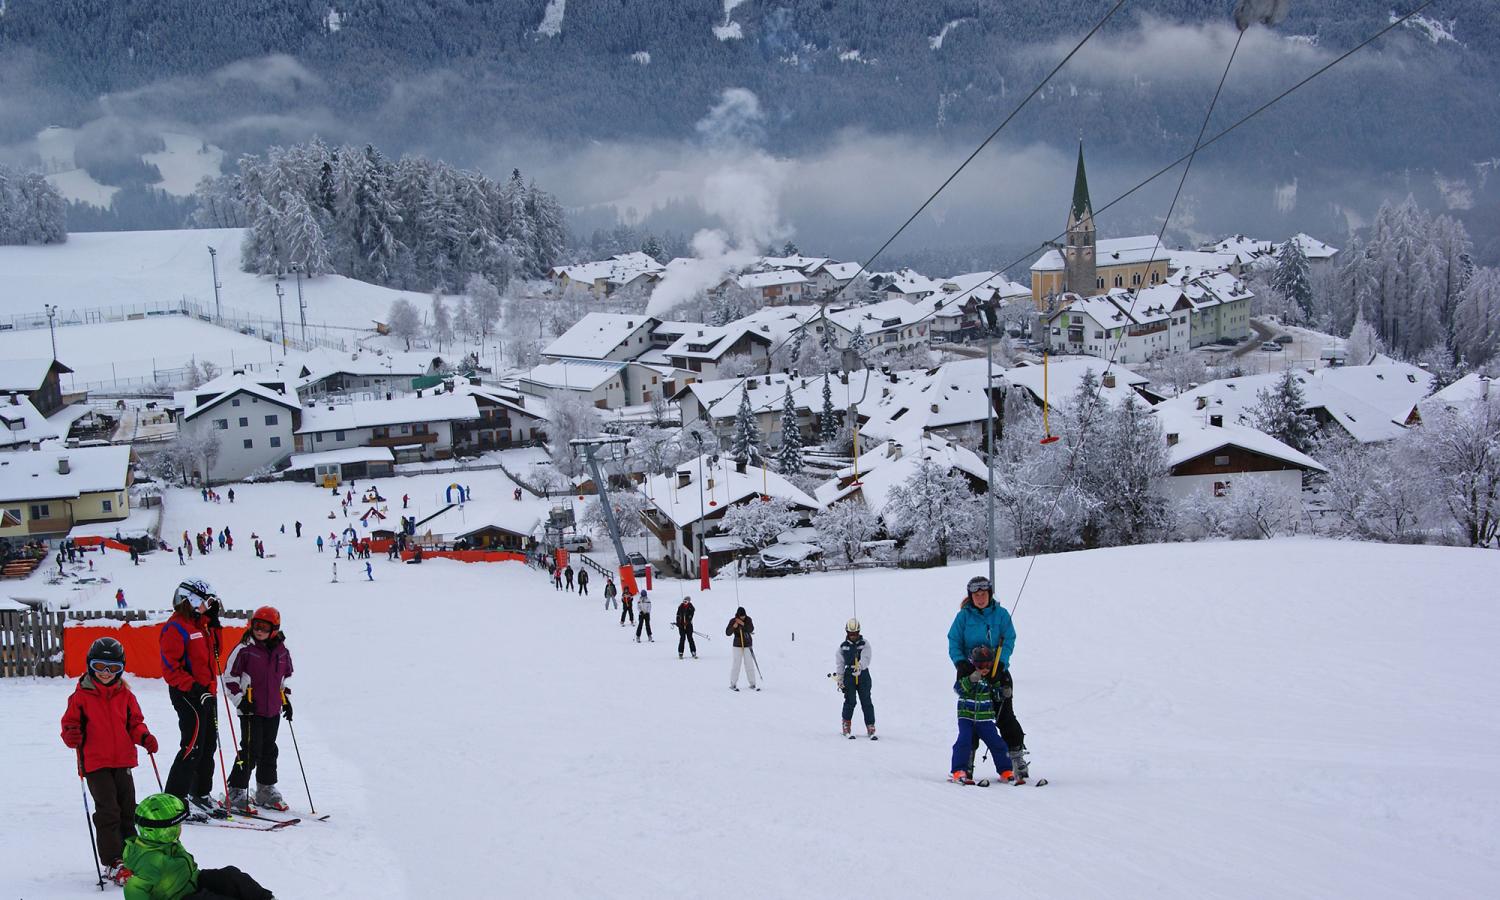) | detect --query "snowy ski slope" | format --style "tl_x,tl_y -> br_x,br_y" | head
1,473 -> 1497,897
